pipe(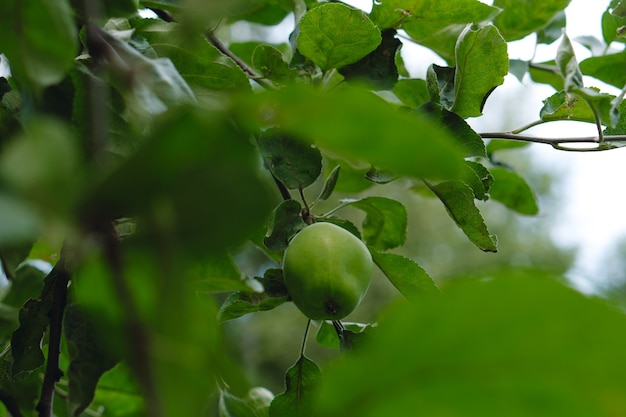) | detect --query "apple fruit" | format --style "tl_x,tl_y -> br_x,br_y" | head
282,222 -> 373,320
